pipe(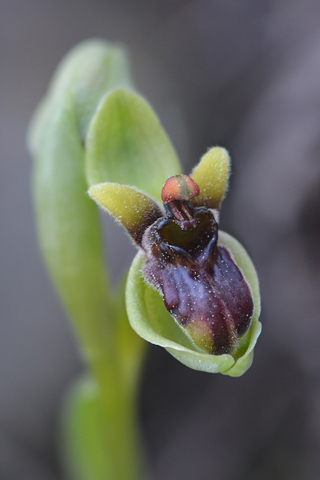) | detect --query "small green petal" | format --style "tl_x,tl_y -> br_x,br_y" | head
88,182 -> 162,245
126,232 -> 261,376
85,89 -> 181,200
190,147 -> 230,209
